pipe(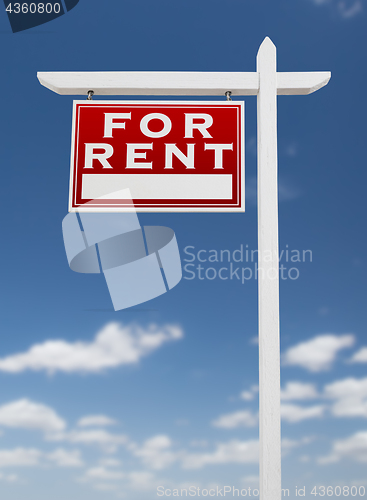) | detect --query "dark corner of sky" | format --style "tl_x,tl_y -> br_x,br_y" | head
63,0 -> 79,11
4,0 -> 80,33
